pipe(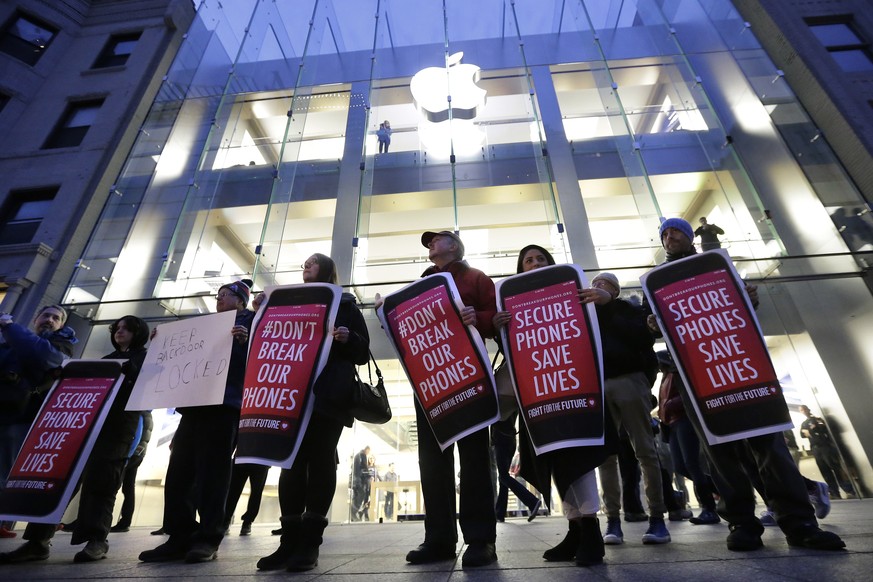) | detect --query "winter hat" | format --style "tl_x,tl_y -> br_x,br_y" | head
658,218 -> 694,246
592,272 -> 621,297
219,278 -> 253,306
